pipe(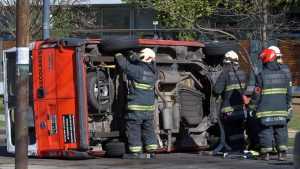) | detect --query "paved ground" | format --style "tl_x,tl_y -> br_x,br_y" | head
0,146 -> 295,169
0,100 -> 298,169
